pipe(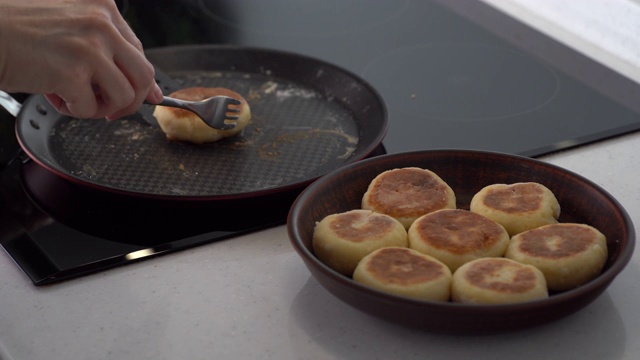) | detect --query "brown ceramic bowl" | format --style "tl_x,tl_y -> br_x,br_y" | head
287,149 -> 635,333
